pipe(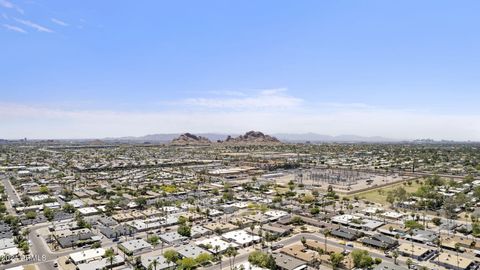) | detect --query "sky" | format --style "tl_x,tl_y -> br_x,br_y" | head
1,0 -> 480,140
